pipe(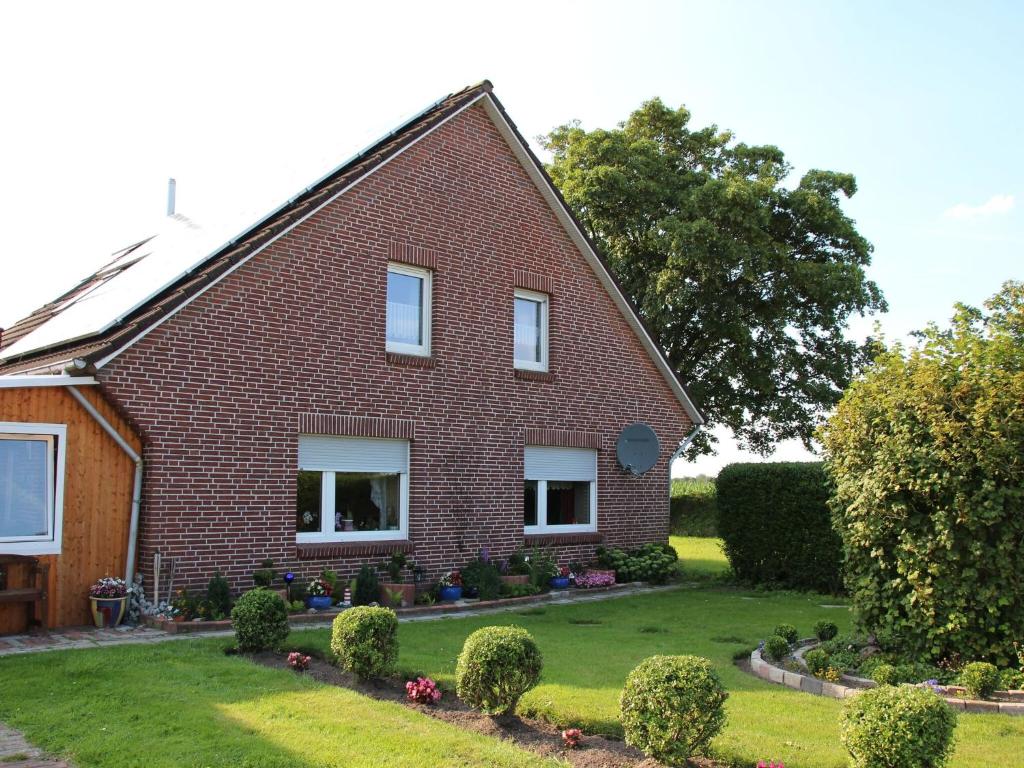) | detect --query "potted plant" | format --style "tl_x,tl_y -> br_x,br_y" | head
89,577 -> 129,627
501,551 -> 531,586
550,565 -> 571,590
305,576 -> 333,610
378,552 -> 415,607
438,570 -> 463,601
